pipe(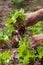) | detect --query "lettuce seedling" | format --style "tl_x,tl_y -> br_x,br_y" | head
0,51 -> 11,64
7,9 -> 25,24
29,22 -> 43,34
37,46 -> 43,58
17,37 -> 36,65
